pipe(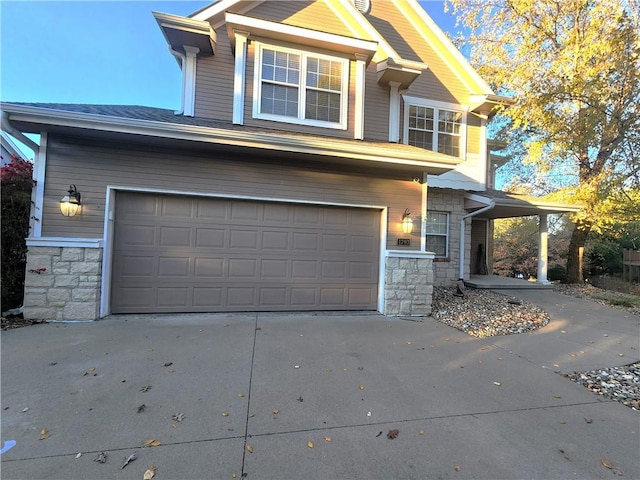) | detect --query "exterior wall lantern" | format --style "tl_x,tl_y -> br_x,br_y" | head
401,208 -> 413,234
60,185 -> 81,217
